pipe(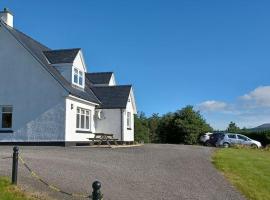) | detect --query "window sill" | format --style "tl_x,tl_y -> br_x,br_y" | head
76,130 -> 92,134
127,128 -> 132,130
0,130 -> 14,133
